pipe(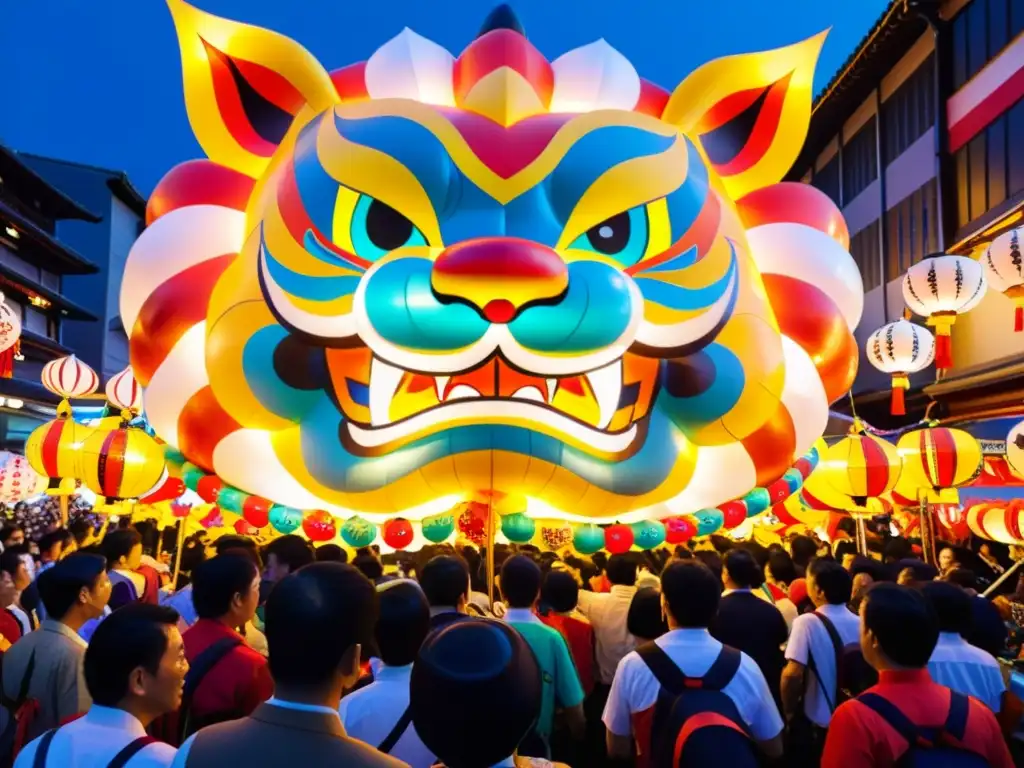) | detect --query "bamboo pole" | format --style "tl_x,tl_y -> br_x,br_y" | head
170,520 -> 187,589
59,495 -> 68,527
